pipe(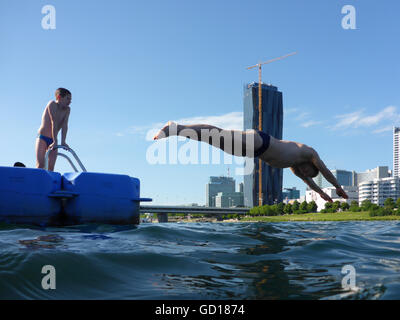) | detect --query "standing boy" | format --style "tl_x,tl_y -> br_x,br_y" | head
36,88 -> 71,171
